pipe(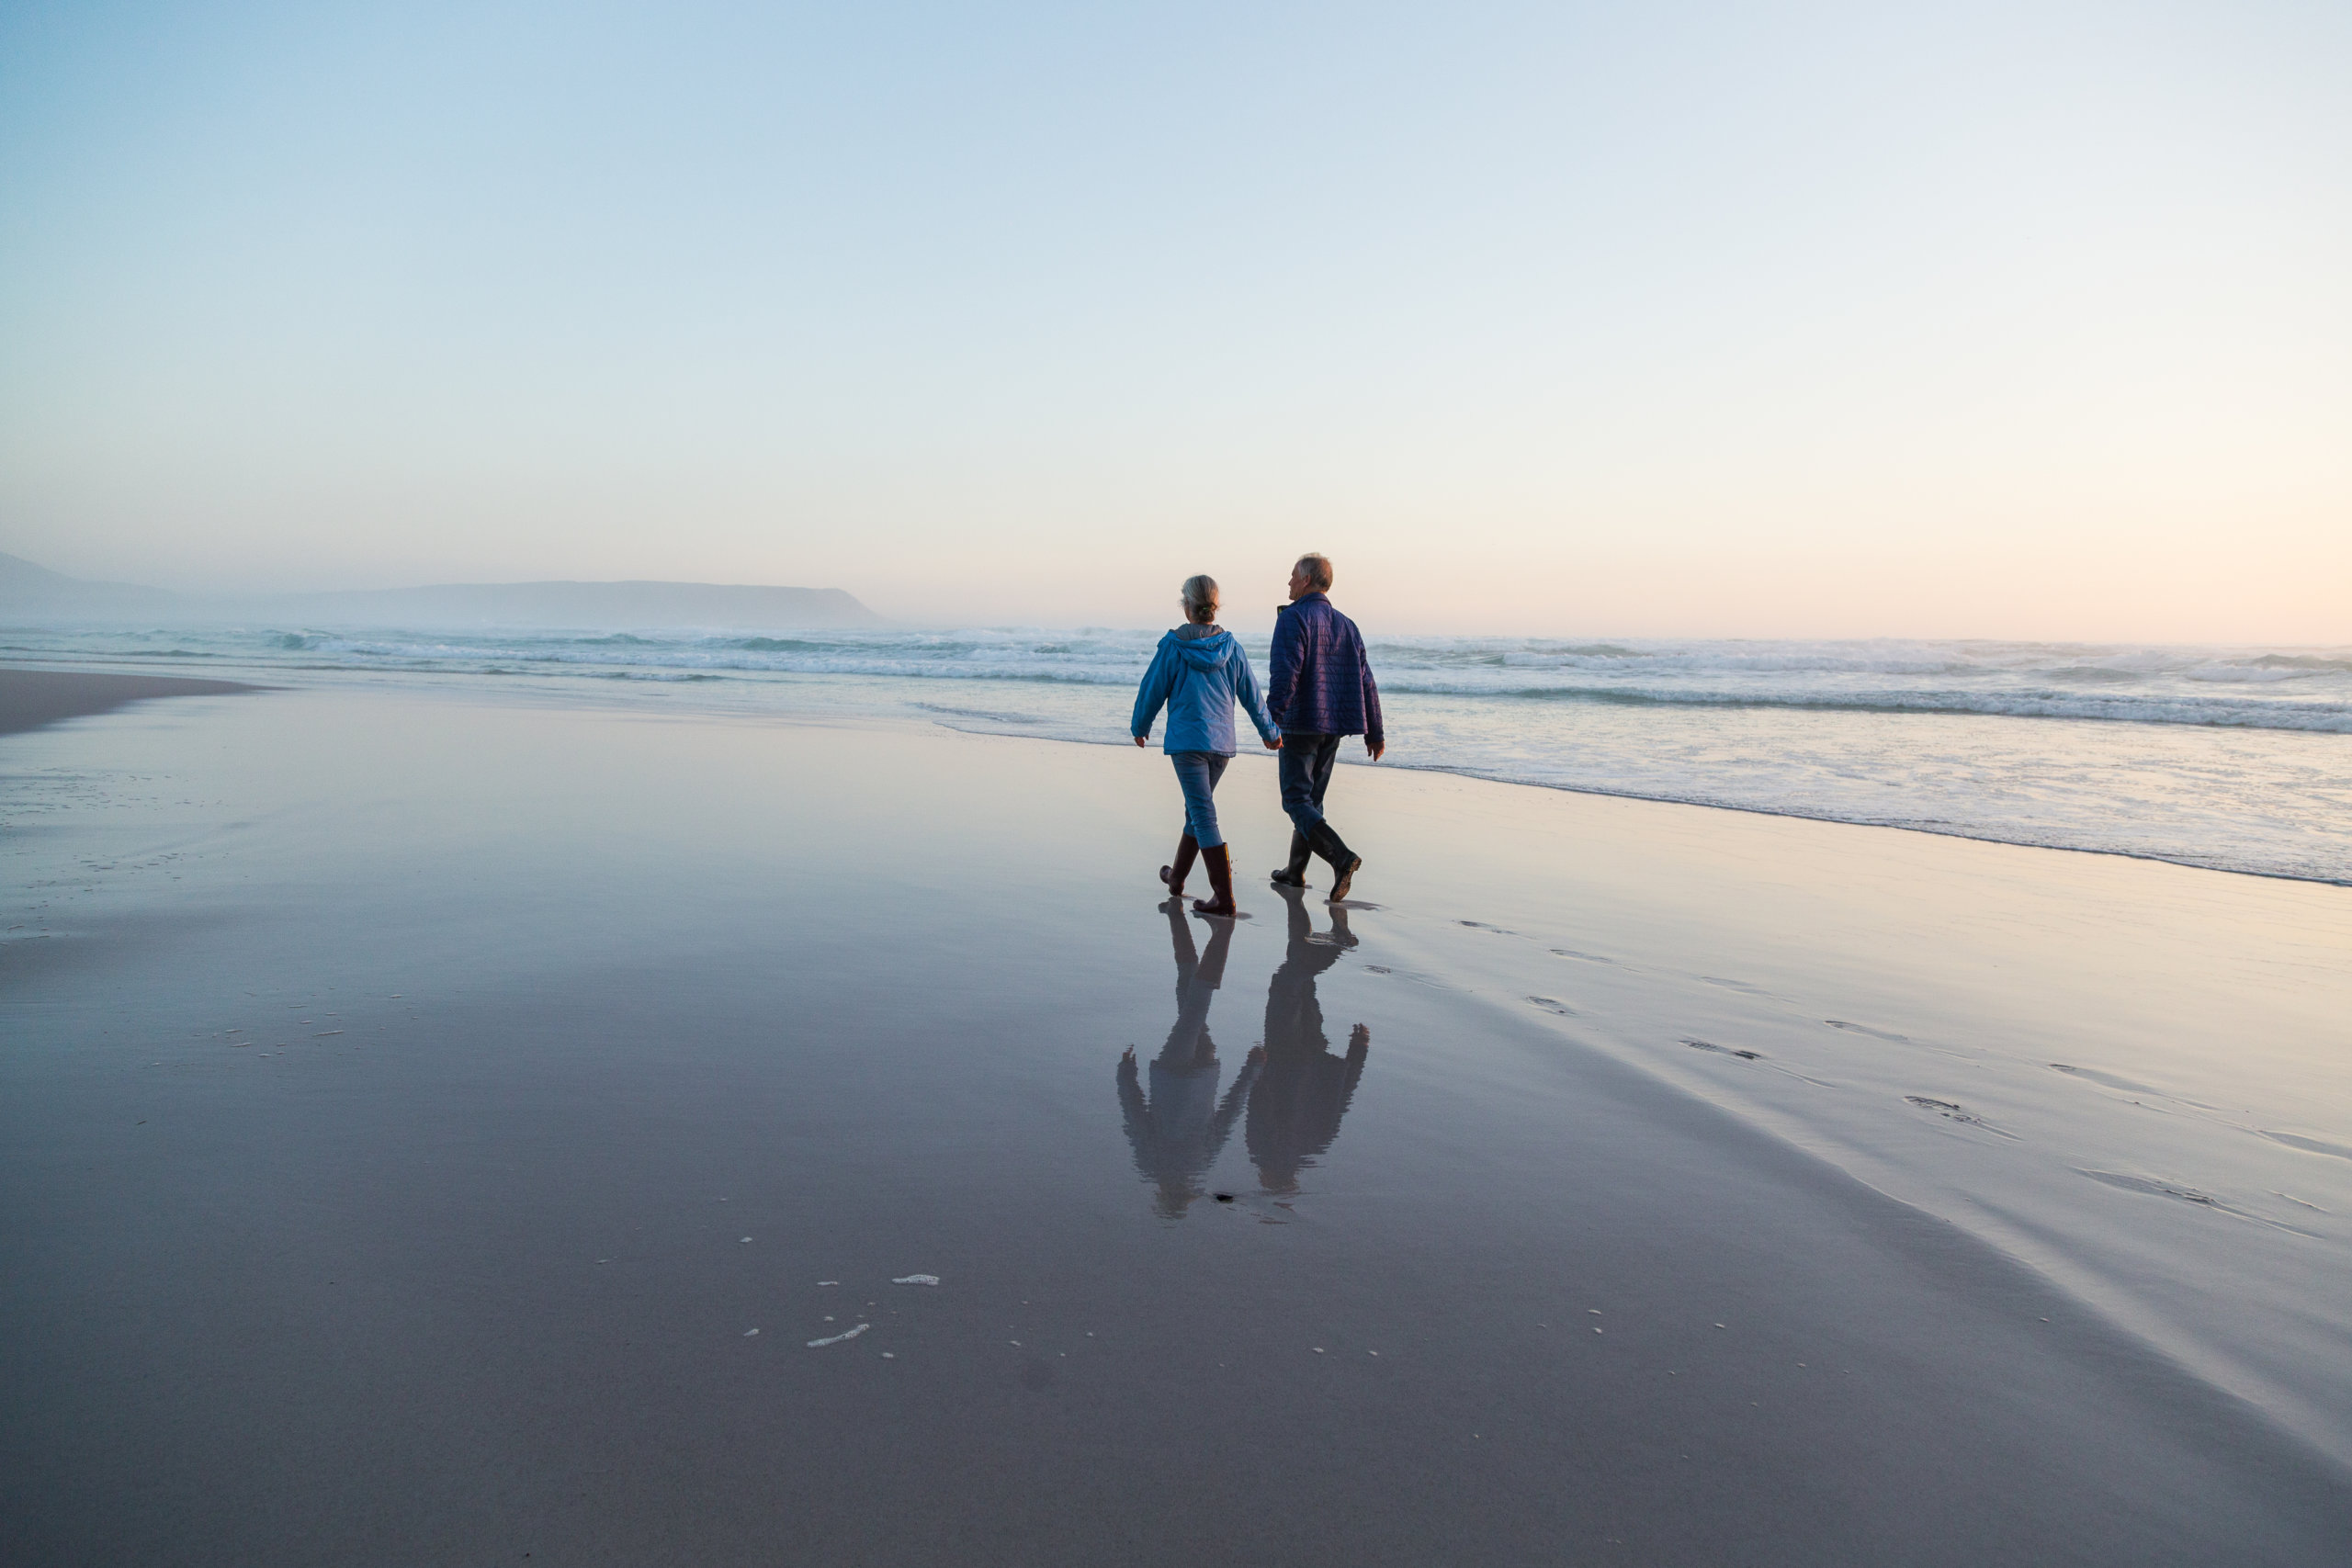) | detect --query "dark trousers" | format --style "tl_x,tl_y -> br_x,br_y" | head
1278,732 -> 1344,833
